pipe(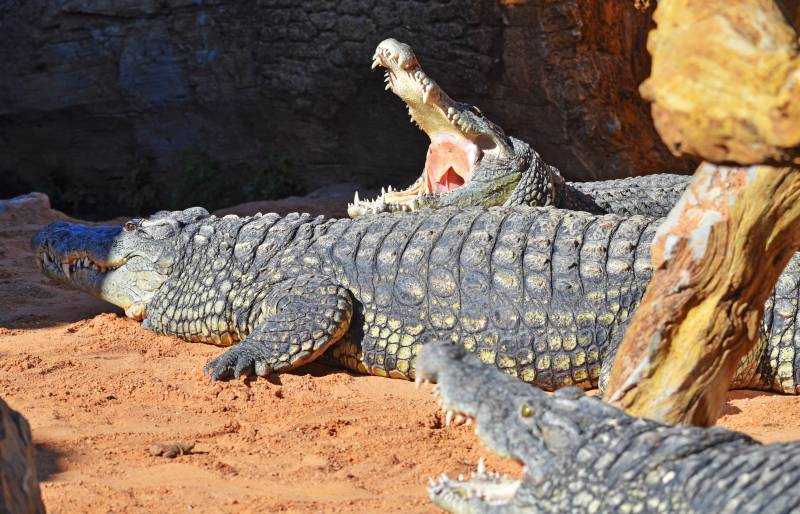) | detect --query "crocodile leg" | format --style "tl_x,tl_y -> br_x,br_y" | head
204,275 -> 353,381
